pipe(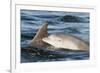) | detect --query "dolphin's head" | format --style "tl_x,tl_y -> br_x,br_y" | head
42,34 -> 64,48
